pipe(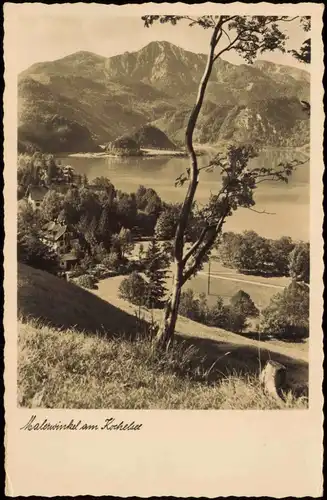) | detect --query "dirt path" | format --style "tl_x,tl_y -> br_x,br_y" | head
198,271 -> 285,290
94,276 -> 308,364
